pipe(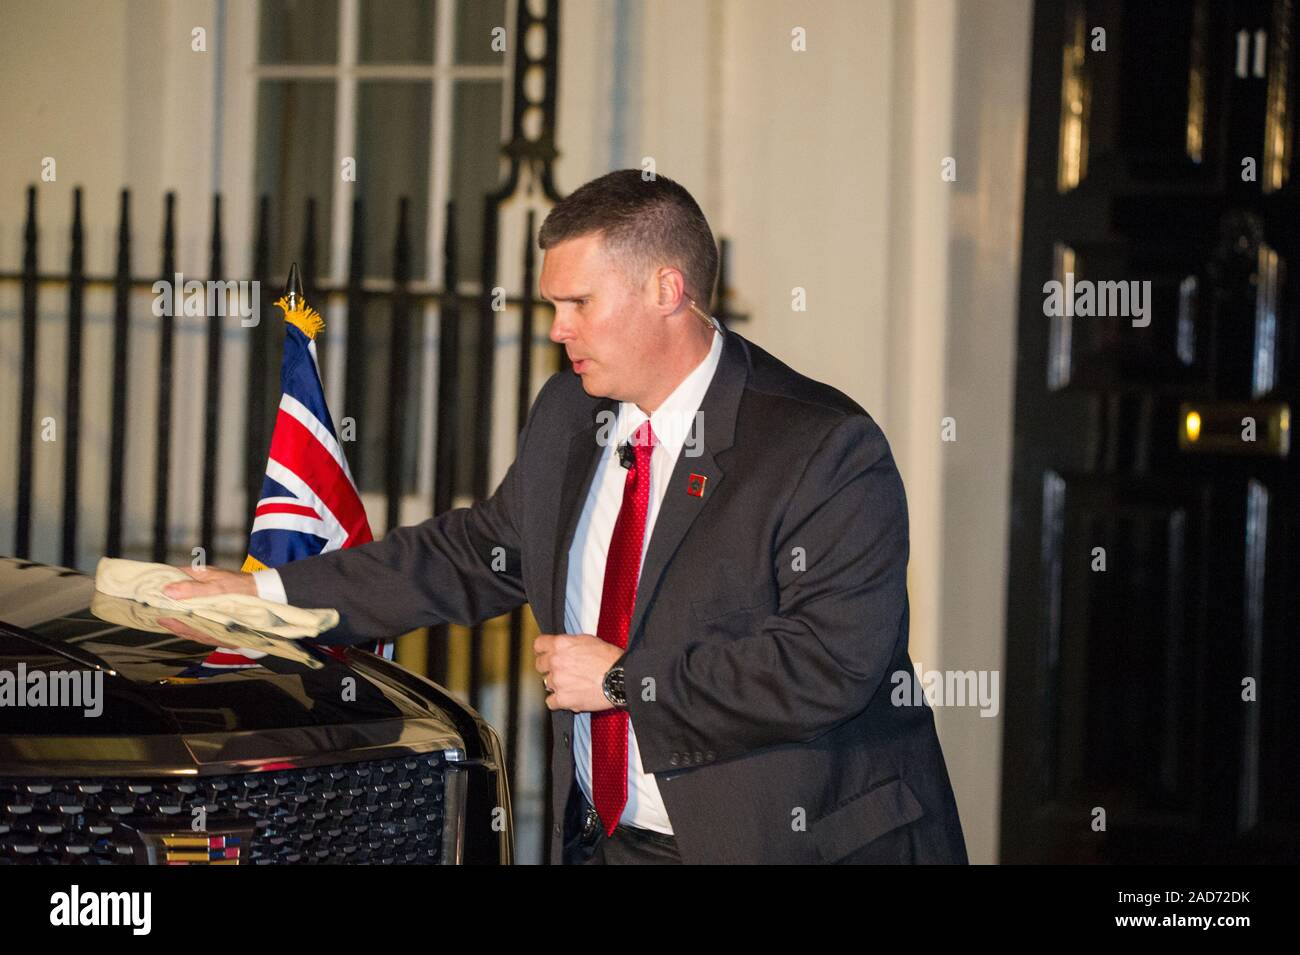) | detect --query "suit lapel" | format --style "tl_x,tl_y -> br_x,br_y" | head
546,329 -> 750,644
549,397 -> 616,633
625,330 -> 748,649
